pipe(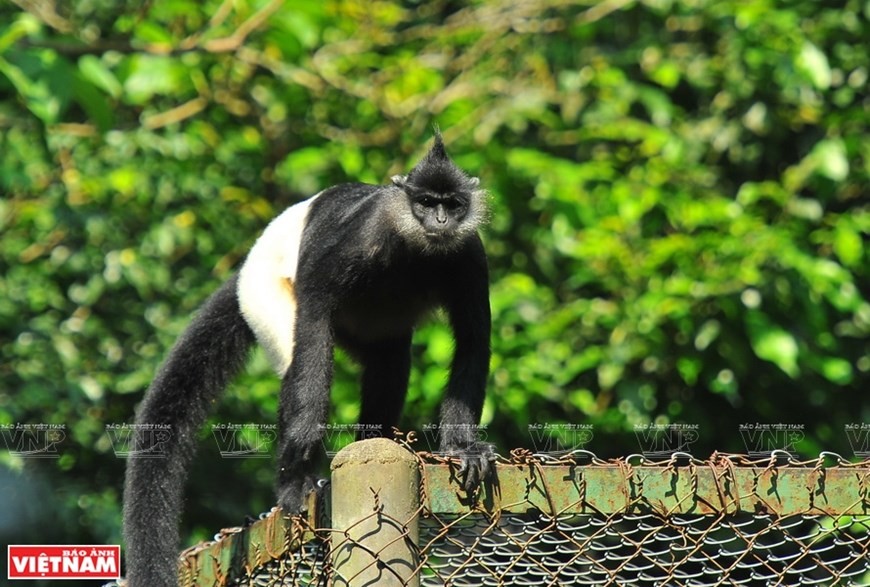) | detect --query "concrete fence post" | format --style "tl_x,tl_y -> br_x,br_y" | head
330,438 -> 421,587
